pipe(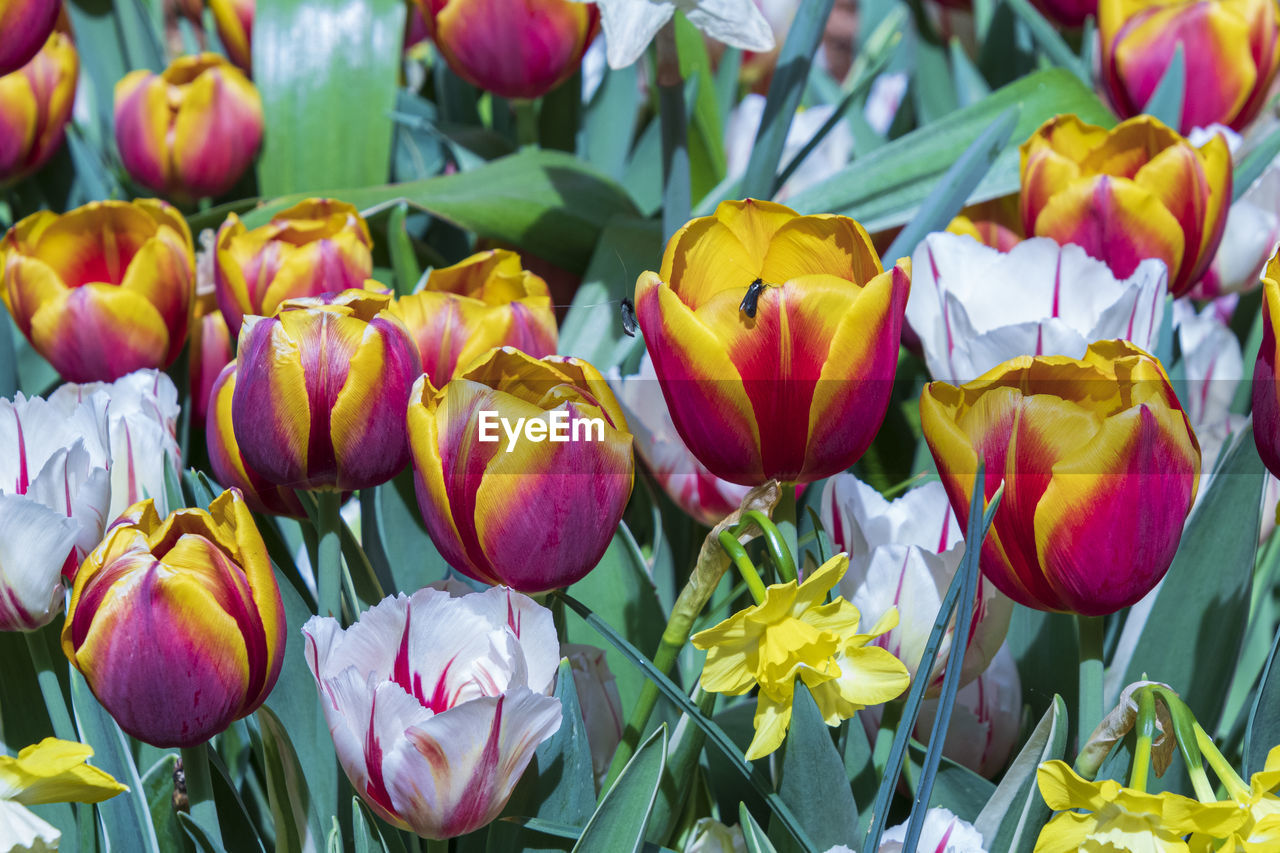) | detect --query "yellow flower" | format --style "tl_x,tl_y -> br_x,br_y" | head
1035,760 -> 1245,852
0,737 -> 127,851
691,554 -> 910,760
1189,745 -> 1280,852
